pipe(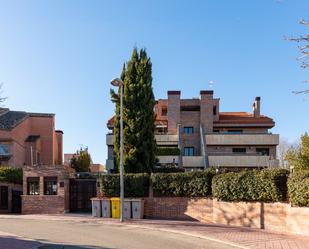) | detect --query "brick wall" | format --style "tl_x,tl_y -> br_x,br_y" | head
22,195 -> 65,214
22,165 -> 71,214
144,197 -> 309,236
145,197 -> 212,223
